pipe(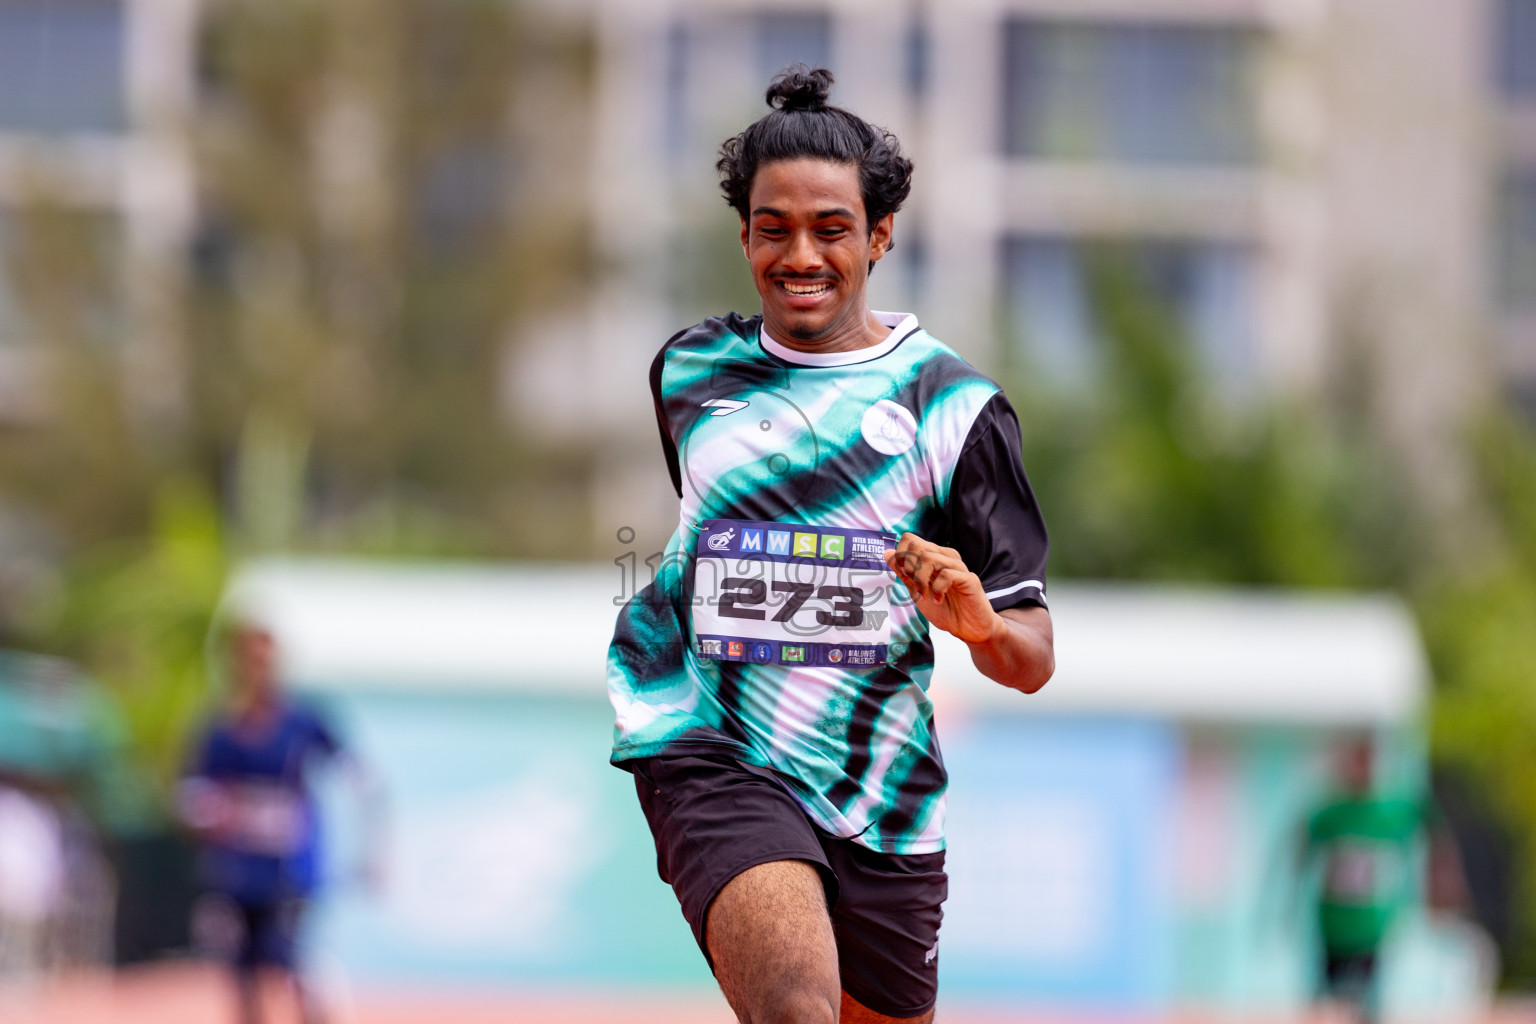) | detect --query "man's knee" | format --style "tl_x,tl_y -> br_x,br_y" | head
752,984 -> 837,1024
